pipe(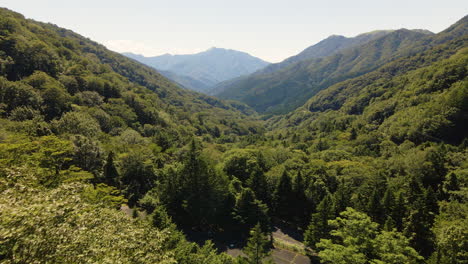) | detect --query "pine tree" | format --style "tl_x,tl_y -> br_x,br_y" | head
247,165 -> 270,205
273,170 -> 294,220
243,223 -> 271,264
103,151 -> 119,187
233,188 -> 270,234
403,198 -> 435,257
304,194 -> 334,248
424,187 -> 438,223
293,171 -> 308,225
179,139 -> 225,227
383,216 -> 396,231
349,127 -> 357,140
333,180 -> 351,216
408,176 -> 423,204
381,187 -> 396,222
393,192 -> 406,230
443,172 -> 460,200
367,189 -> 383,223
